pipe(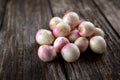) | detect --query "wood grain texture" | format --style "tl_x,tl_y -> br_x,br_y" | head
0,0 -> 120,80
93,0 -> 120,35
